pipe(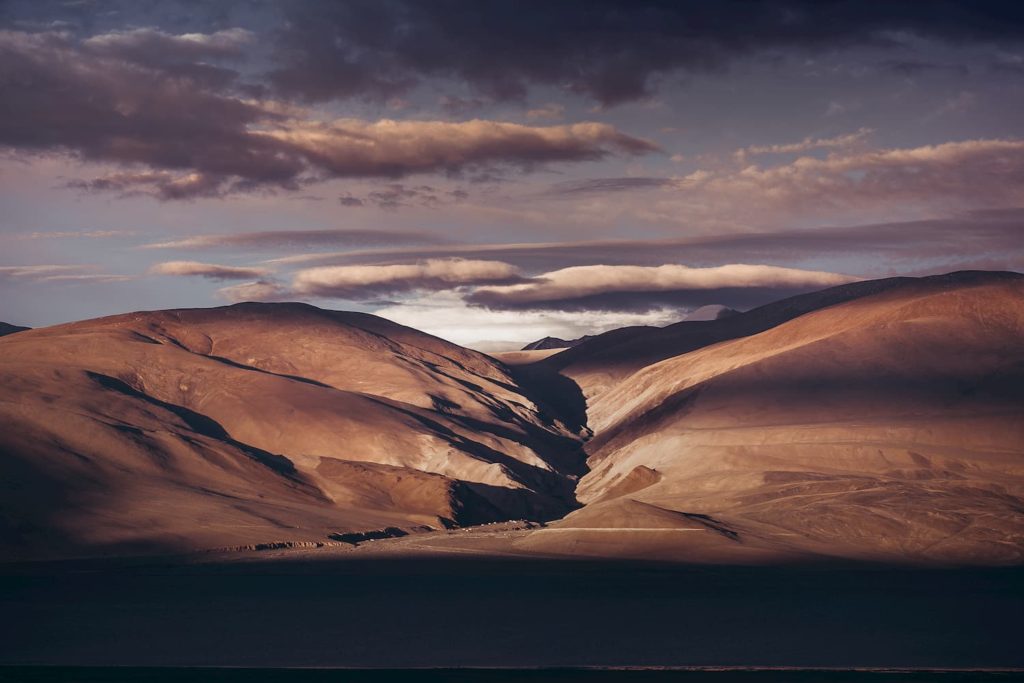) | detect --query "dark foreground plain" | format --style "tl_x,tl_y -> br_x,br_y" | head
2,555 -> 1022,672
2,667 -> 1024,683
